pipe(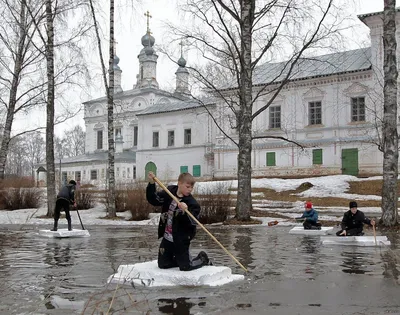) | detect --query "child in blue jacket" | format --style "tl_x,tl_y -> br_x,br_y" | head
296,201 -> 321,230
